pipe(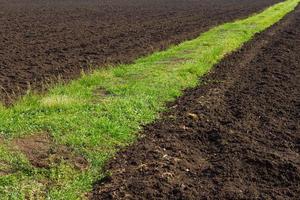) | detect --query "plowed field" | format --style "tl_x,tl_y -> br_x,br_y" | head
92,5 -> 300,200
0,0 -> 280,104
